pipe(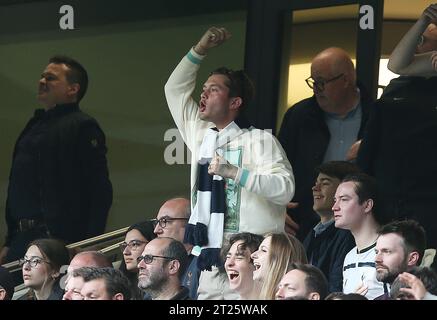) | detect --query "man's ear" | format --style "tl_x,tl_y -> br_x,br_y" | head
229,97 -> 242,111
0,288 -> 6,300
68,83 -> 80,98
407,251 -> 420,267
168,260 -> 181,276
364,199 -> 374,214
112,293 -> 124,300
308,292 -> 321,300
